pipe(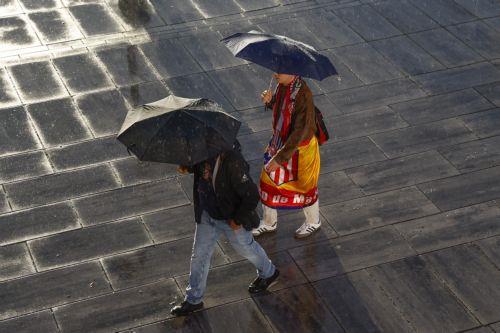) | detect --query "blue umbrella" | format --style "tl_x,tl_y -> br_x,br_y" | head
221,30 -> 337,81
